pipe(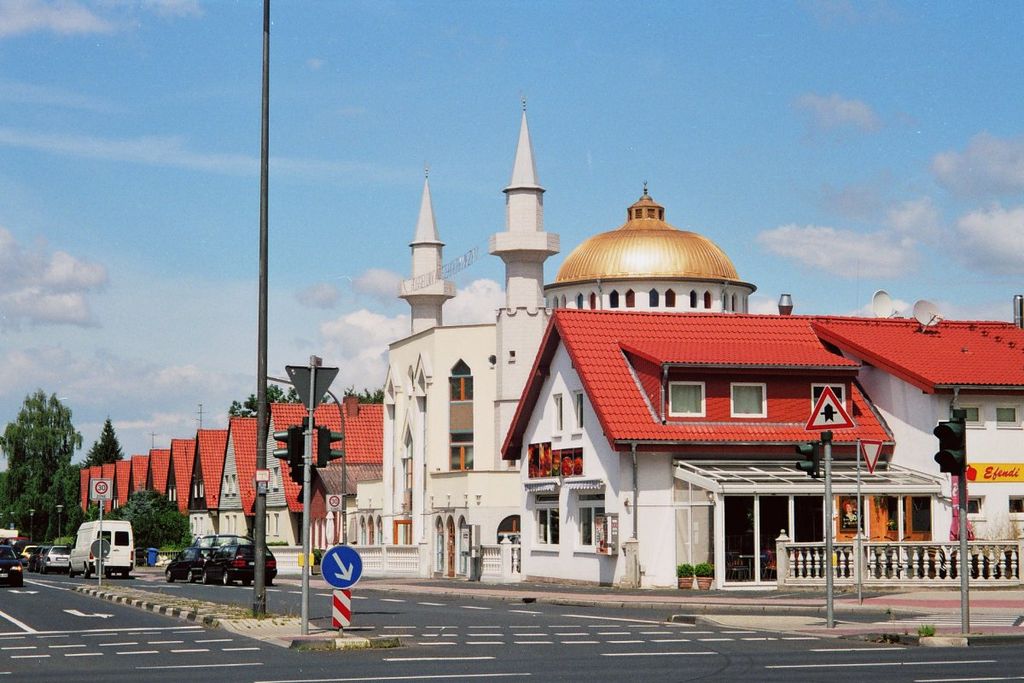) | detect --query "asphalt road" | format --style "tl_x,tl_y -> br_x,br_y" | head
2,571 -> 1021,682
